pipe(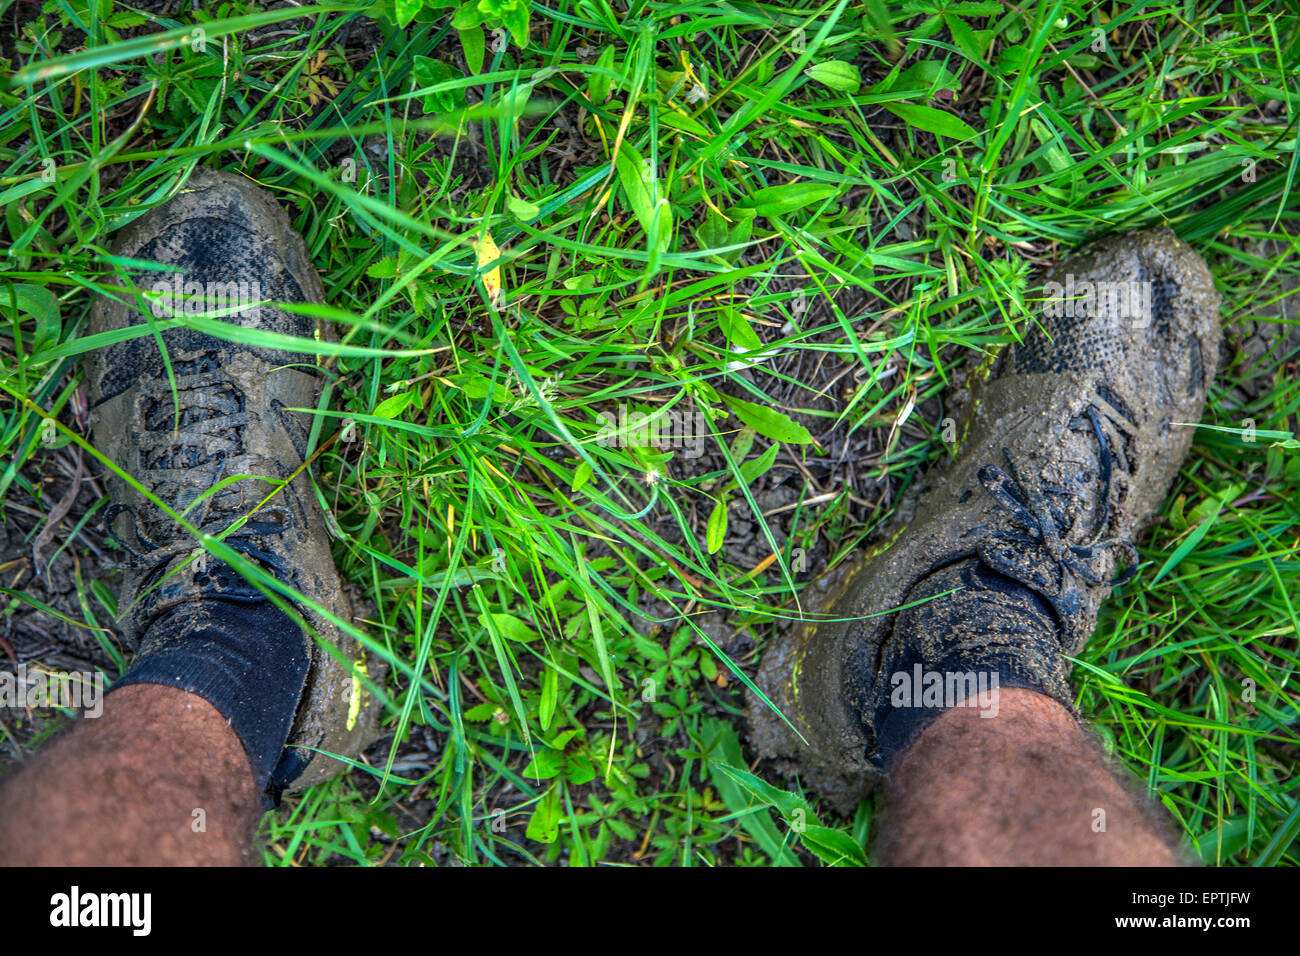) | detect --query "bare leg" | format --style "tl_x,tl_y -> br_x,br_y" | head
0,685 -> 260,866
876,688 -> 1185,866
